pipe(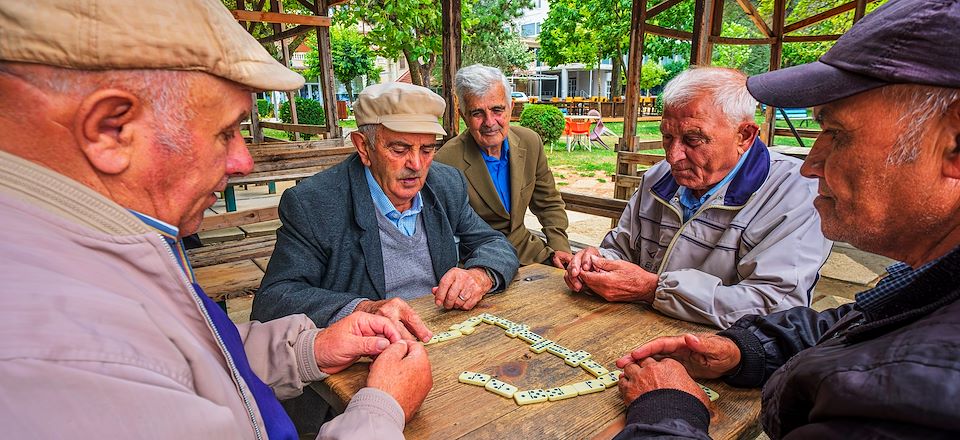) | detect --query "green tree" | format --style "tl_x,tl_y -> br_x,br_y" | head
461,31 -> 533,75
639,60 -> 668,93
304,27 -> 380,101
335,0 -> 530,88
